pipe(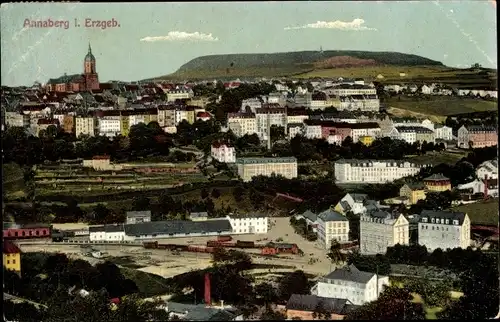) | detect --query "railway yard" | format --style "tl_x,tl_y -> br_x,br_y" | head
18,217 -> 337,278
